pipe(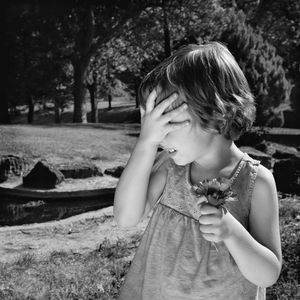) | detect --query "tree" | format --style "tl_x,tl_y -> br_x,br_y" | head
1,8 -> 11,124
86,71 -> 98,122
70,1 -> 154,123
220,0 -> 300,127
3,1 -> 74,124
218,9 -> 292,126
109,0 -> 221,103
